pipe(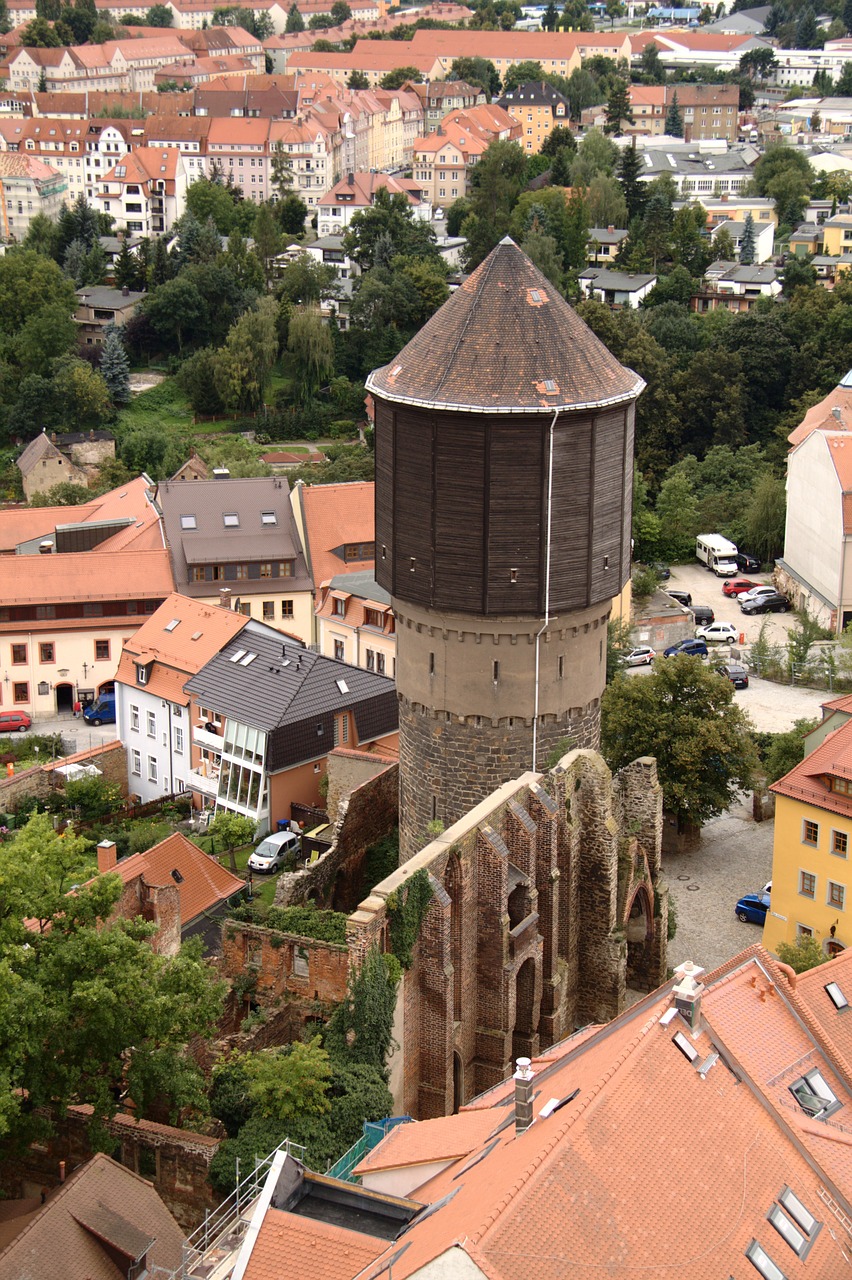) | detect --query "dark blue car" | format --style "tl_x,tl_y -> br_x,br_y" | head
735,894 -> 770,924
663,638 -> 709,659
